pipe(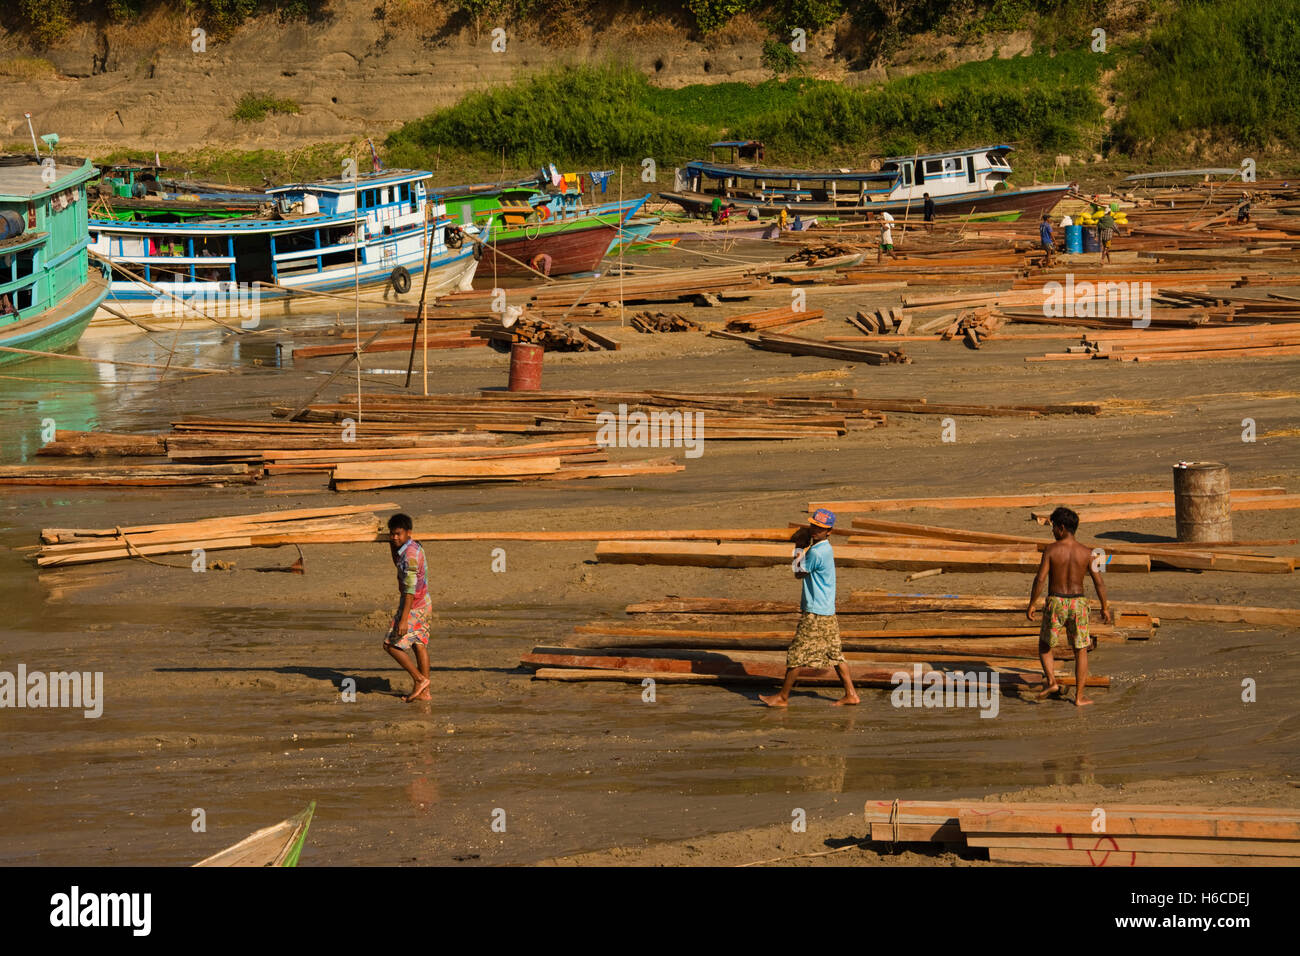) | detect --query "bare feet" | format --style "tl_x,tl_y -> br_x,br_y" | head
758,693 -> 788,708
832,694 -> 860,706
402,677 -> 430,702
1075,693 -> 1094,707
1034,683 -> 1063,701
